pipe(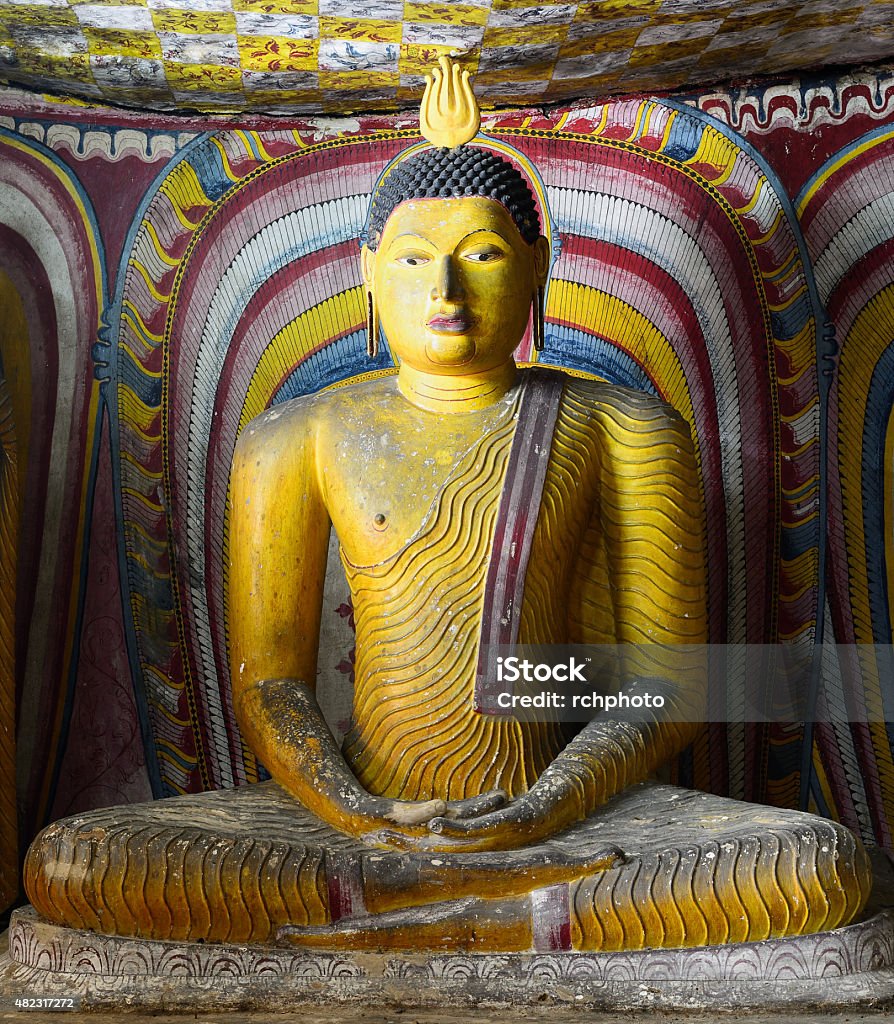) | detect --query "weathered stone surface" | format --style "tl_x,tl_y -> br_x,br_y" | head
22,781 -> 871,951
2,904 -> 893,1012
